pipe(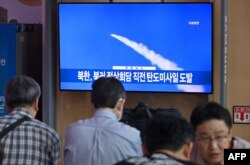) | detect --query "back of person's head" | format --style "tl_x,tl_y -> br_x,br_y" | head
4,75 -> 41,109
91,77 -> 126,109
145,113 -> 194,154
156,107 -> 182,118
190,101 -> 232,130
